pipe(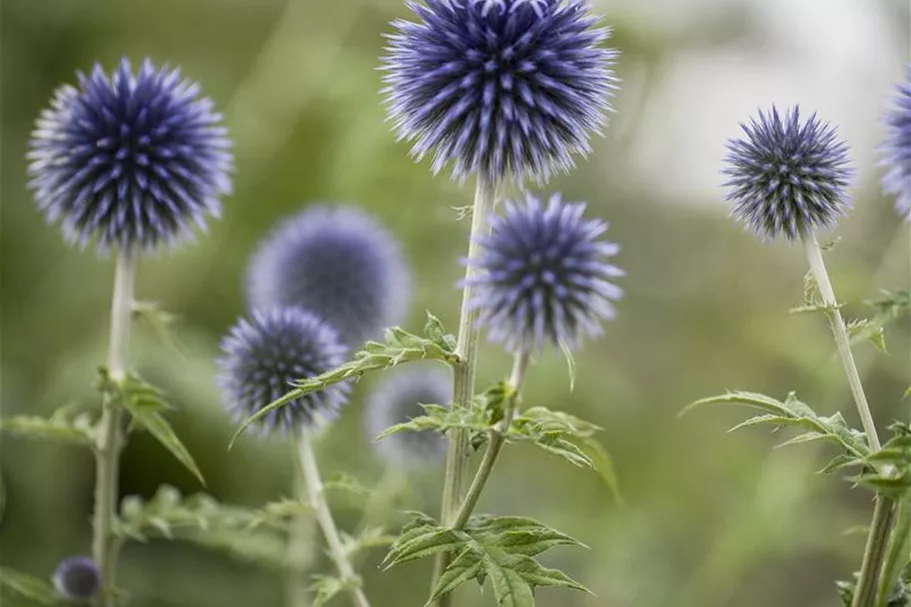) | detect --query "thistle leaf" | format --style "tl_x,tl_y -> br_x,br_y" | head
0,408 -> 96,446
232,318 -> 458,445
310,575 -> 347,607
